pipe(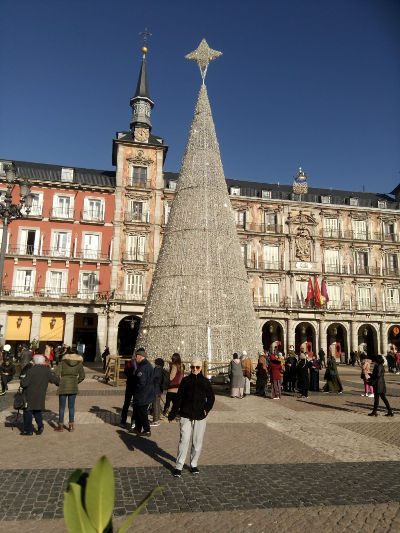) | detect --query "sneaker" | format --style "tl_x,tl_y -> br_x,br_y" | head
0,391 -> 5,396
190,467 -> 200,475
150,422 -> 160,427
361,394 -> 366,397
142,431 -> 151,437
173,469 -> 182,478
36,426 -> 44,435
129,428 -> 142,436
